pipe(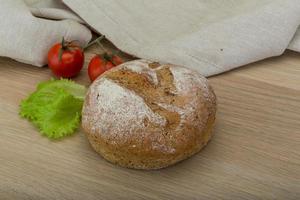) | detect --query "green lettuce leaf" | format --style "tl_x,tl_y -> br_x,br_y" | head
20,79 -> 86,139
37,79 -> 86,100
